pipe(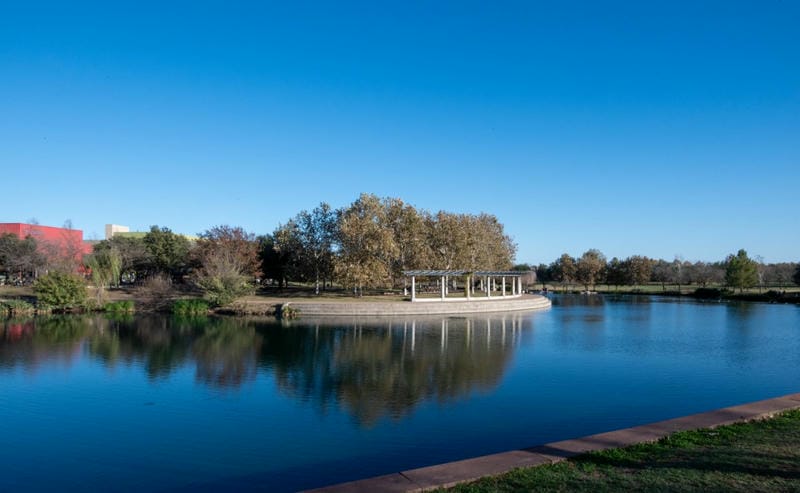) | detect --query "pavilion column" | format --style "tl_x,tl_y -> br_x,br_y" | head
518,277 -> 522,295
440,276 -> 446,300
486,276 -> 490,298
512,277 -> 516,296
465,275 -> 471,299
502,277 -> 506,297
445,276 -> 449,295
411,276 -> 416,302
